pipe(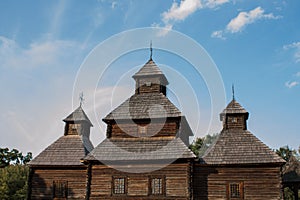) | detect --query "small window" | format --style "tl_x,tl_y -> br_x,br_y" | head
228,182 -> 243,199
145,82 -> 151,87
231,117 -> 238,123
113,177 -> 126,194
138,125 -> 147,136
53,180 -> 68,198
150,176 -> 164,195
